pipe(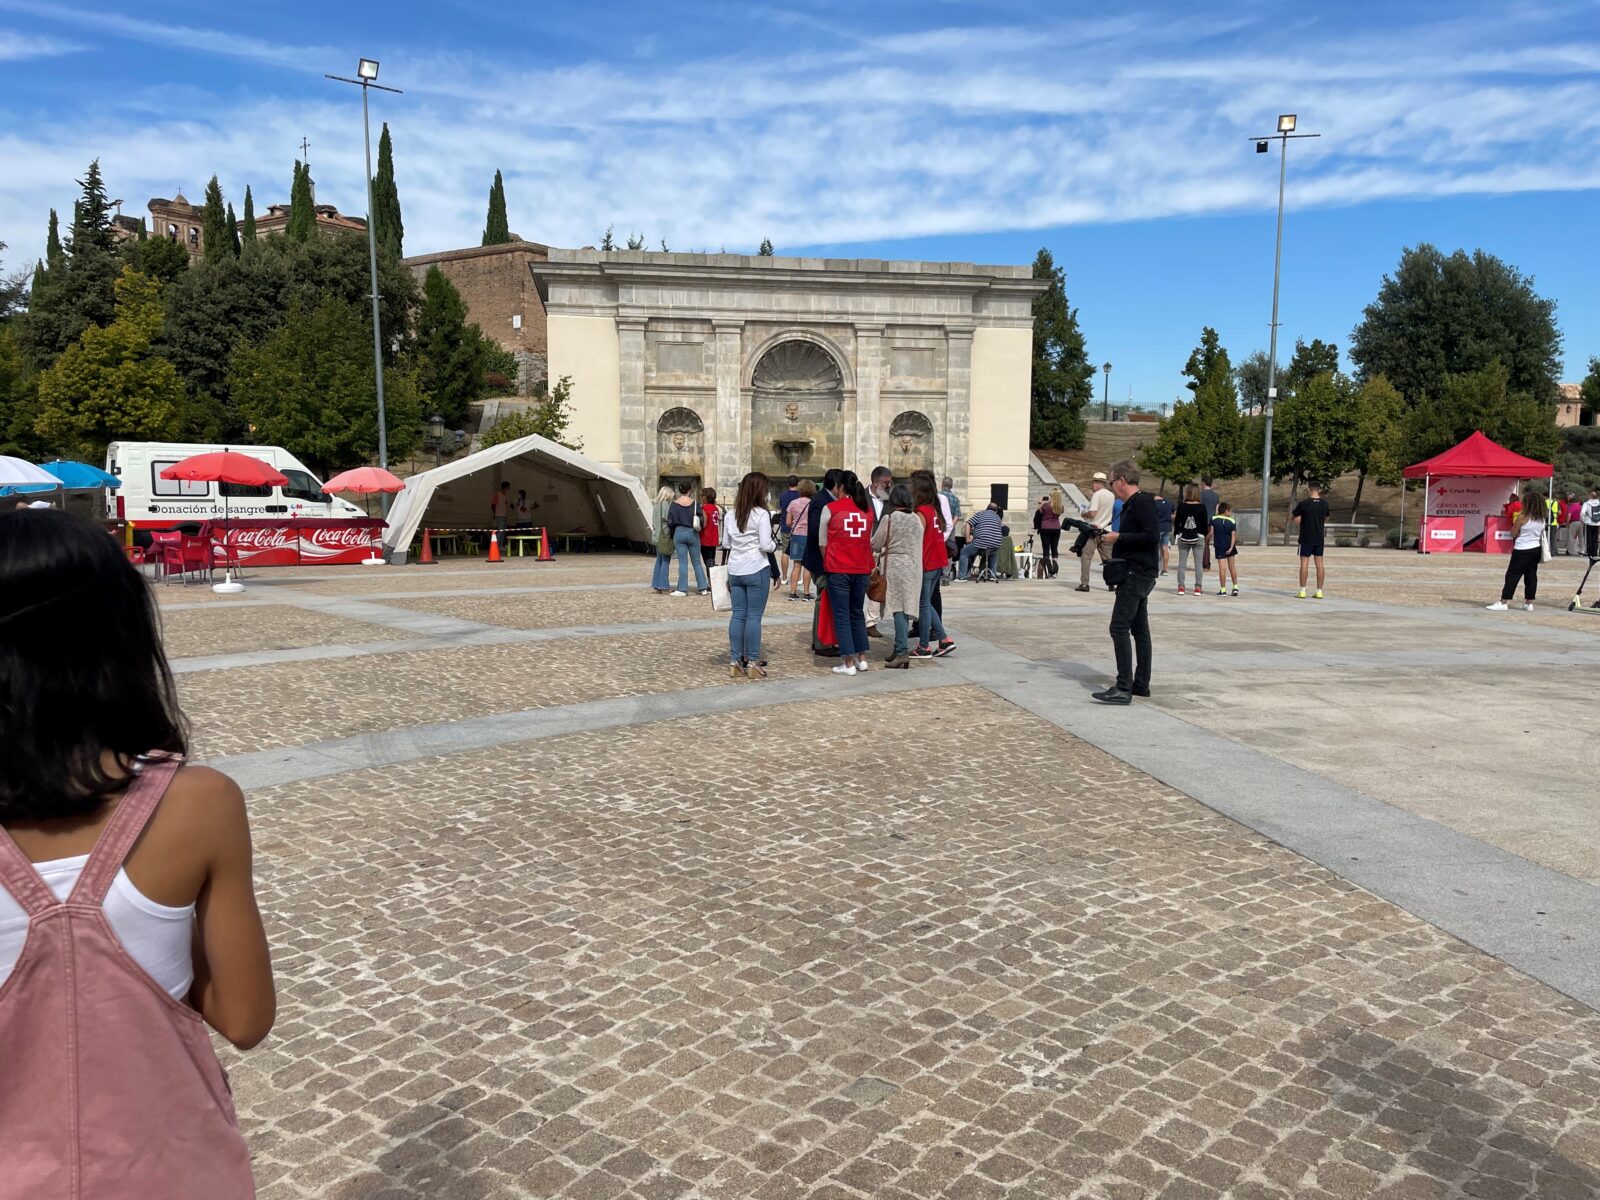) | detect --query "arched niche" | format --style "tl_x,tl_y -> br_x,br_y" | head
749,339 -> 846,478
657,406 -> 705,487
888,410 -> 936,477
